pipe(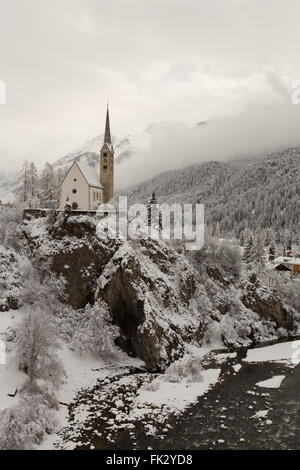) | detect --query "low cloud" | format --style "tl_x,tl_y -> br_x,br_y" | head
116,98 -> 300,189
